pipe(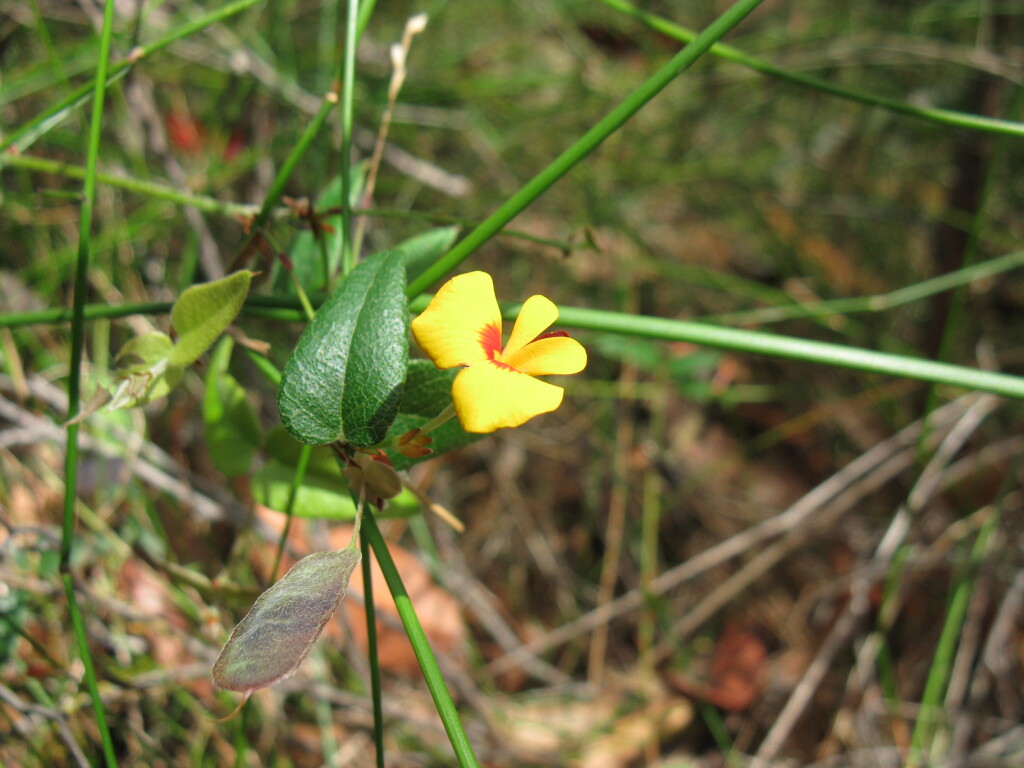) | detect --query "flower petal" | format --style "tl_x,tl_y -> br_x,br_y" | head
451,362 -> 564,433
502,295 -> 557,359
411,272 -> 502,369
503,335 -> 587,376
